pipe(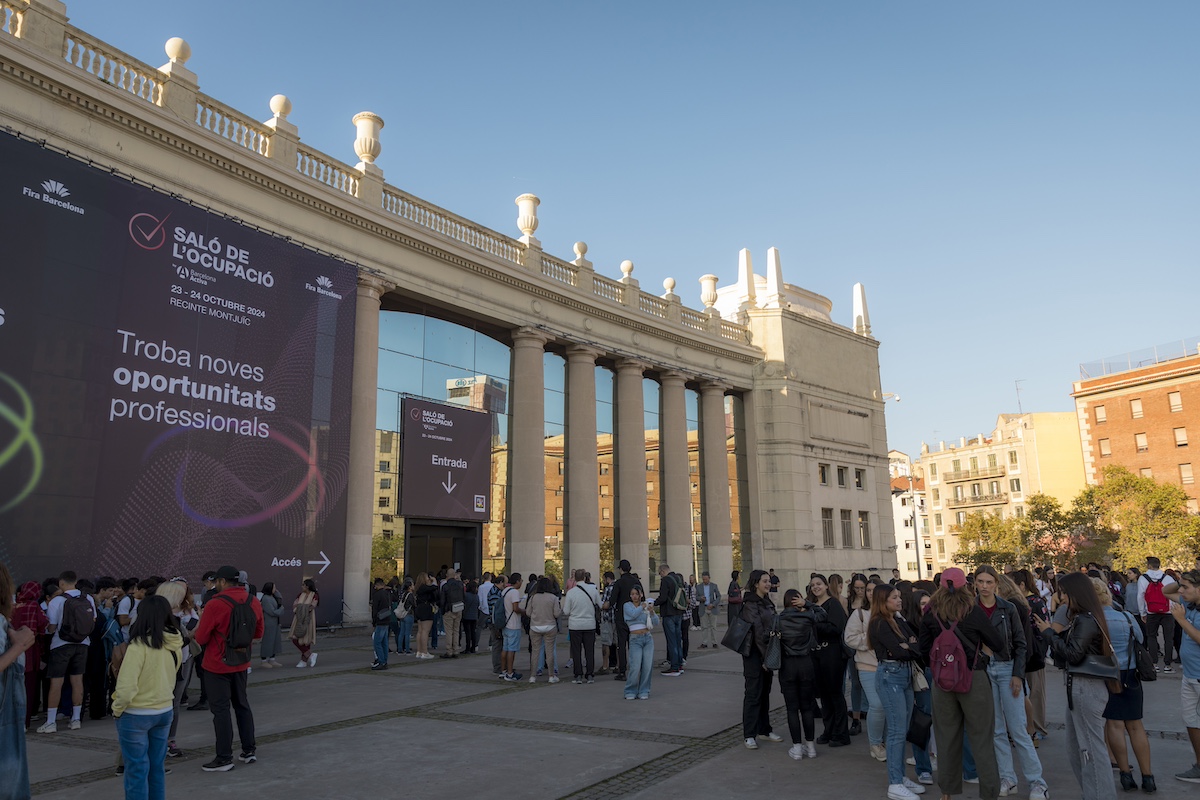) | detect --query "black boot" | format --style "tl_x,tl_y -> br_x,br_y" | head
849,719 -> 862,736
1142,775 -> 1156,794
1119,771 -> 1136,791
